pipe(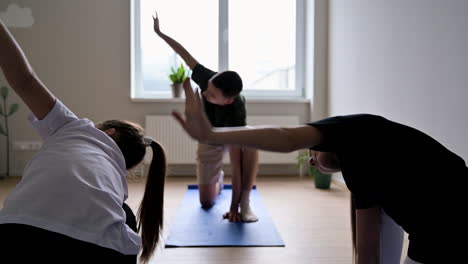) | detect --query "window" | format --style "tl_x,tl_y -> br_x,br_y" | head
131,0 -> 305,99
